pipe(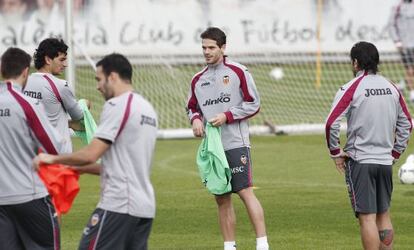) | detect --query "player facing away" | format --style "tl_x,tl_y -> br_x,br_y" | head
0,47 -> 64,249
24,38 -> 85,154
325,41 -> 412,250
389,0 -> 414,101
34,53 -> 158,250
186,27 -> 269,250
